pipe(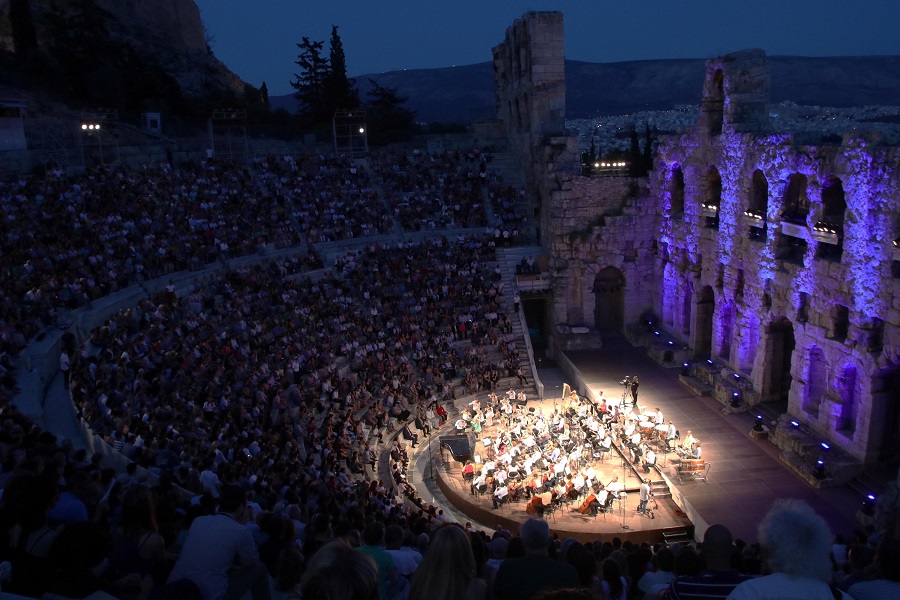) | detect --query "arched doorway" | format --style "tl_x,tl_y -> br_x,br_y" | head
762,318 -> 795,405
872,368 -> 900,468
593,267 -> 625,330
694,286 -> 714,358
